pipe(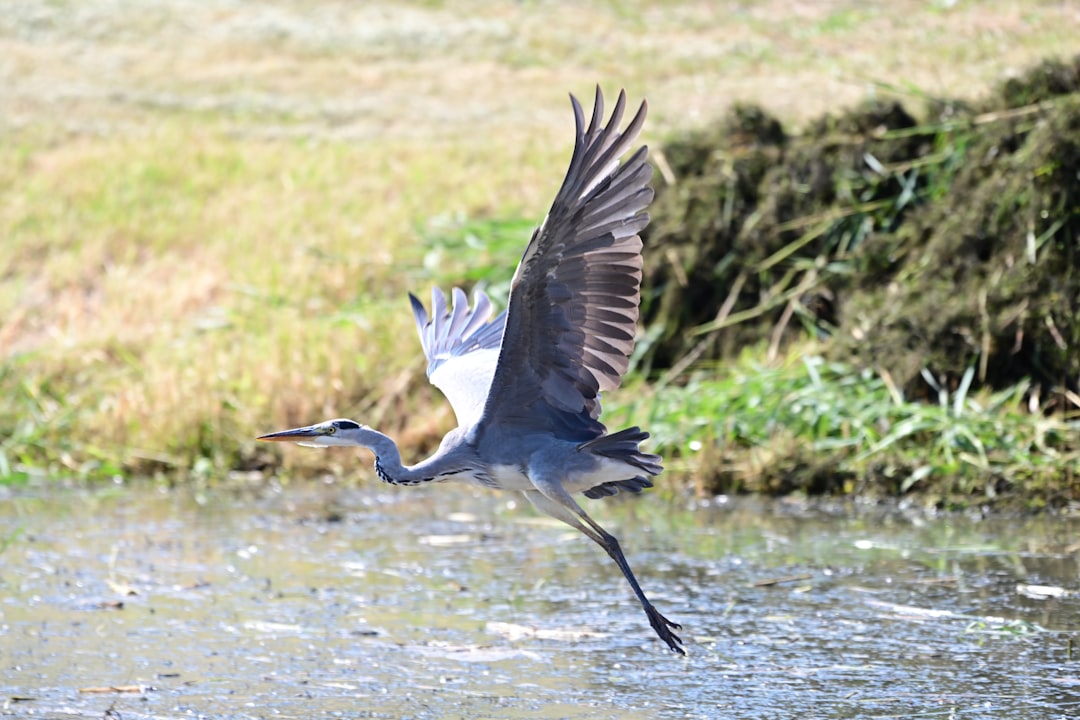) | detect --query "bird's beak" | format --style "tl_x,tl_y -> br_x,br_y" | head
257,425 -> 326,442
